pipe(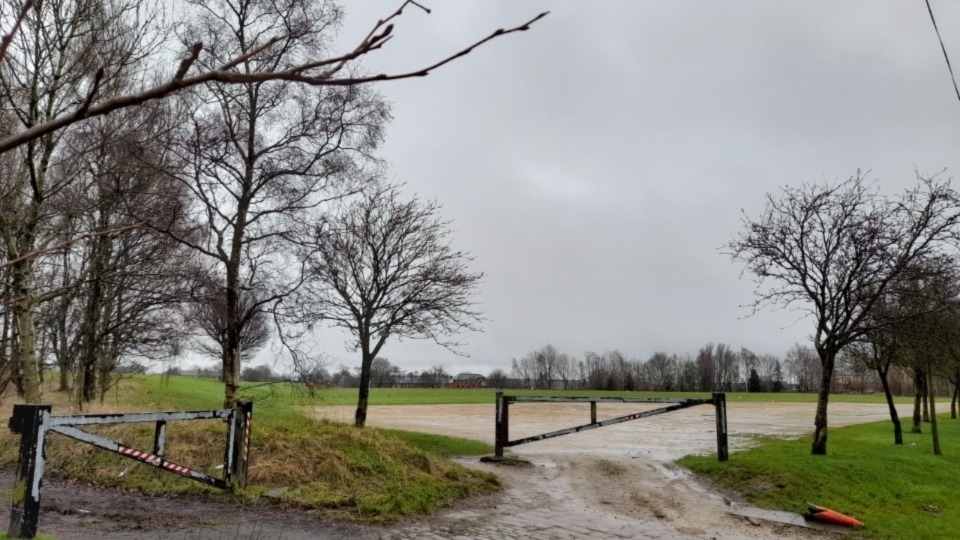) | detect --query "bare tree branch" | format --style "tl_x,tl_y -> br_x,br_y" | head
0,7 -> 548,154
0,0 -> 33,65
0,223 -> 142,271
